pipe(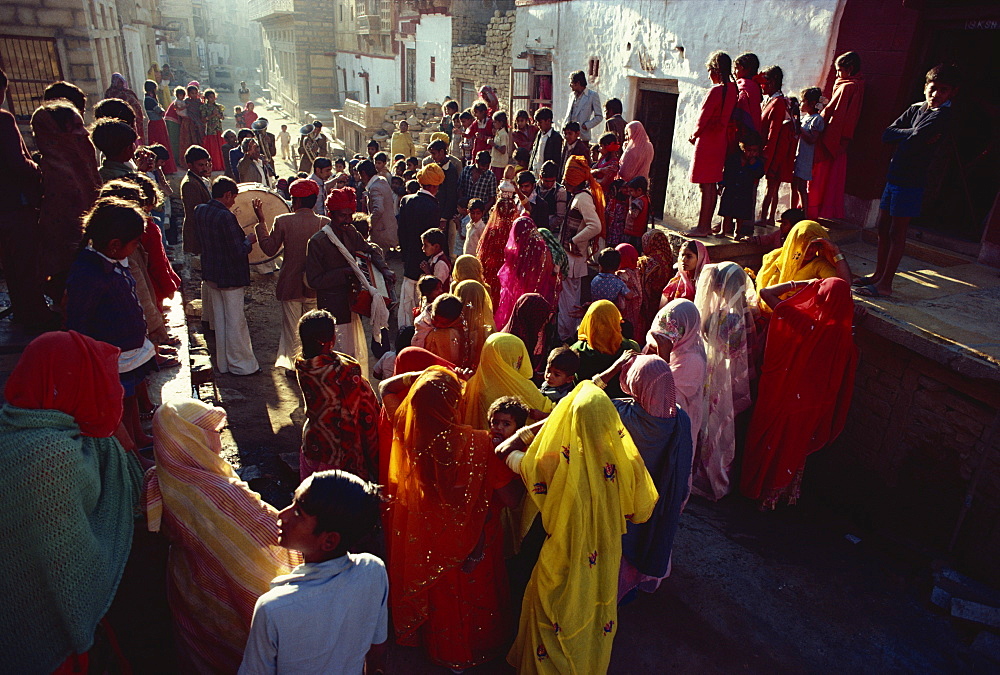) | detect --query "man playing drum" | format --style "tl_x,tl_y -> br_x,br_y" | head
256,178 -> 328,373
